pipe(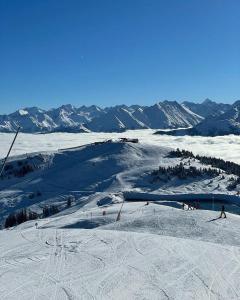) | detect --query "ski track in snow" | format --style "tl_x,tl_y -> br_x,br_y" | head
1,218 -> 240,299
1,136 -> 240,299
